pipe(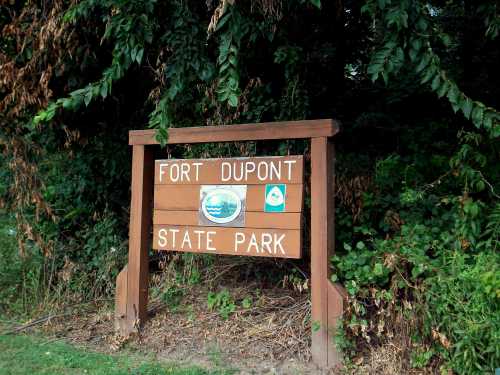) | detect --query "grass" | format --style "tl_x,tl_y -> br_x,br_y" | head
0,334 -> 233,375
0,210 -> 44,319
0,214 -> 235,374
